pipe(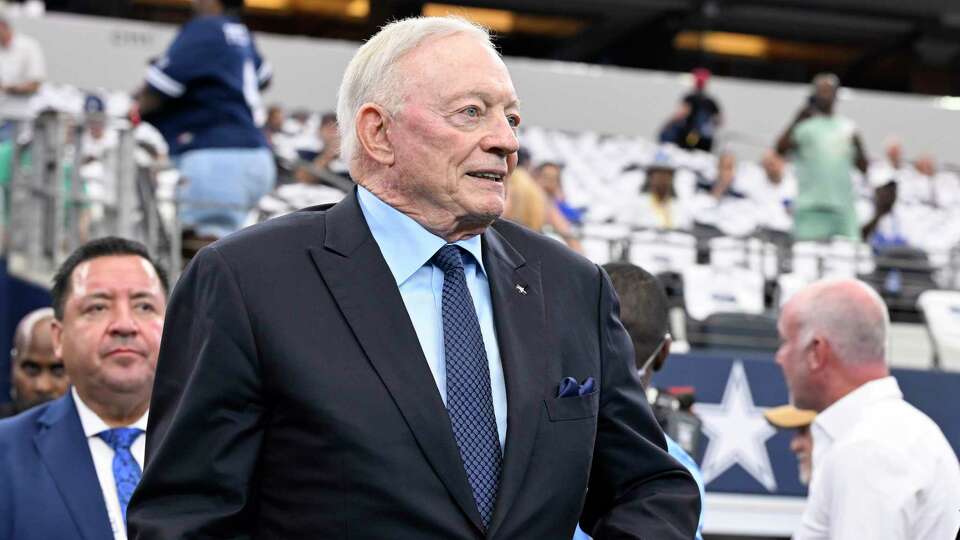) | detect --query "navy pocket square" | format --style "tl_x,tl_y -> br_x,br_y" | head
557,376 -> 596,398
